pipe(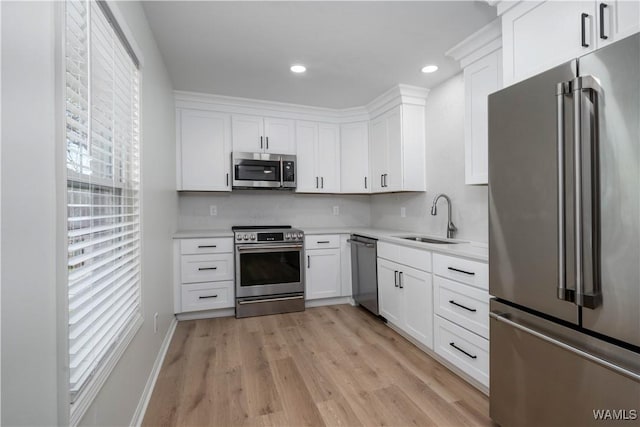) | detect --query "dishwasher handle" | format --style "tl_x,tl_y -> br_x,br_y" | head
347,239 -> 375,248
